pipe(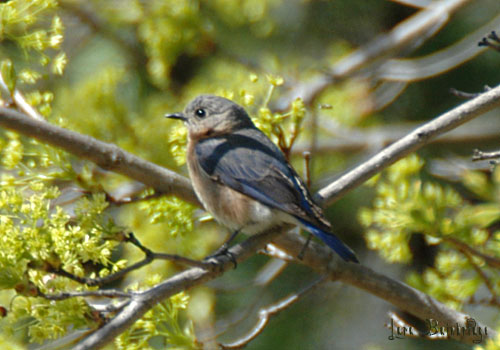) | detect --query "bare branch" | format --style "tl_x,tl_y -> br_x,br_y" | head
74,226 -> 497,349
460,249 -> 499,305
375,14 -> 500,81
273,232 -> 497,345
0,72 -> 45,121
60,2 -> 147,68
0,107 -> 199,205
72,228 -> 286,350
315,84 -> 500,206
219,275 -> 328,350
450,88 -> 484,99
478,31 -> 500,51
